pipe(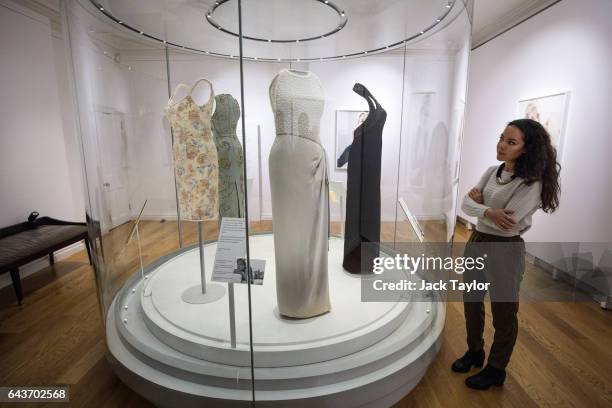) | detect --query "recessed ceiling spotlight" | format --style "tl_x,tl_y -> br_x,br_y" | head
364,51 -> 368,54
139,31 -> 143,35
341,11 -> 345,16
446,3 -> 451,8
420,30 -> 424,34
205,51 -> 210,54
297,58 -> 301,61
325,0 -> 329,3
268,39 -> 272,43
436,18 -> 441,22
118,20 -> 123,24
342,55 -> 346,58
296,39 -> 300,43
100,7 -> 104,11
